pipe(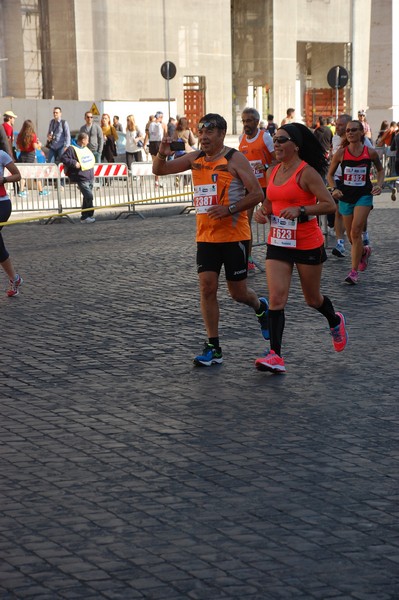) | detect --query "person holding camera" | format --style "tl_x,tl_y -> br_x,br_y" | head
253,123 -> 348,374
46,107 -> 70,164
